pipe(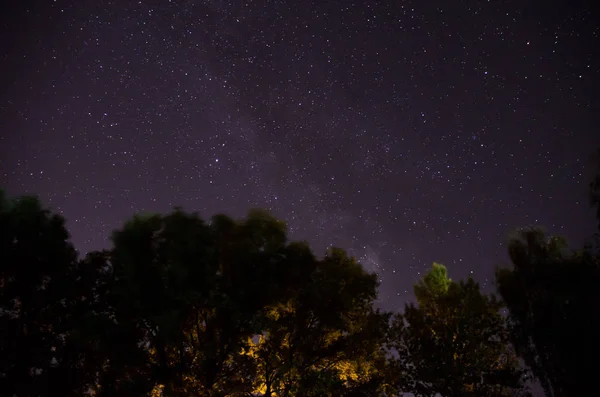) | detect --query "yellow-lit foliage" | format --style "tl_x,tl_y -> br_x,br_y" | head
237,299 -> 374,396
333,358 -> 377,383
150,384 -> 164,397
